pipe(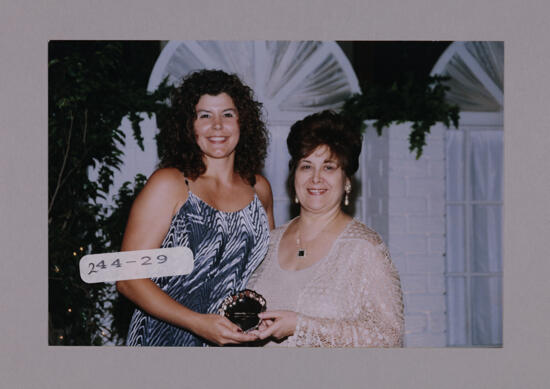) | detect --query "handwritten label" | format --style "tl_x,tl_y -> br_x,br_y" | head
79,247 -> 194,284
